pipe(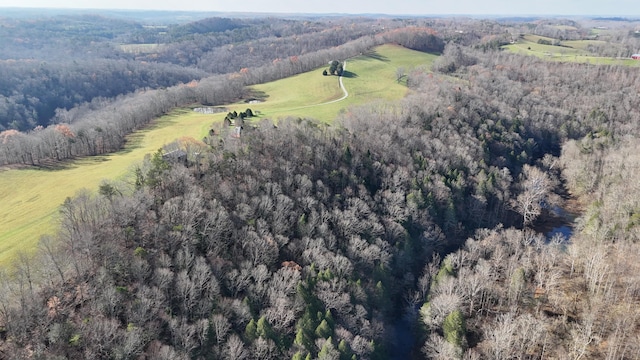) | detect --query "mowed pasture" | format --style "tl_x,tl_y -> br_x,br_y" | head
0,44 -> 438,266
0,110 -> 214,265
226,44 -> 439,122
503,35 -> 640,66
